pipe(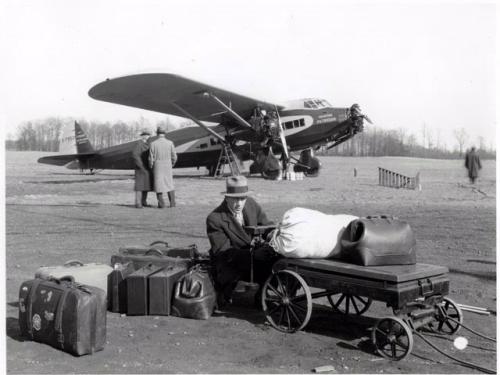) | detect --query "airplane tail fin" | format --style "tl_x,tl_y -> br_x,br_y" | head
58,121 -> 95,154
